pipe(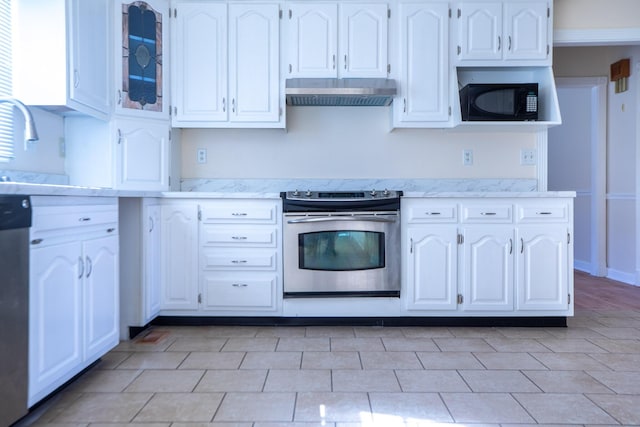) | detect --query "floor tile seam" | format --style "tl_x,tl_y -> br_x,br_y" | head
582,392 -> 628,425
508,391 -> 549,424
581,370 -> 623,394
